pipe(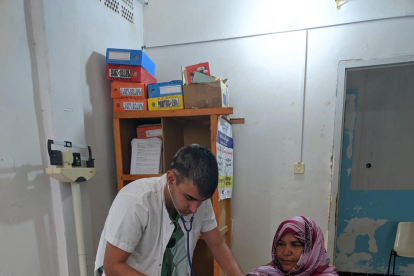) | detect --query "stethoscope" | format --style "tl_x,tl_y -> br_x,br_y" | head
167,182 -> 196,276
